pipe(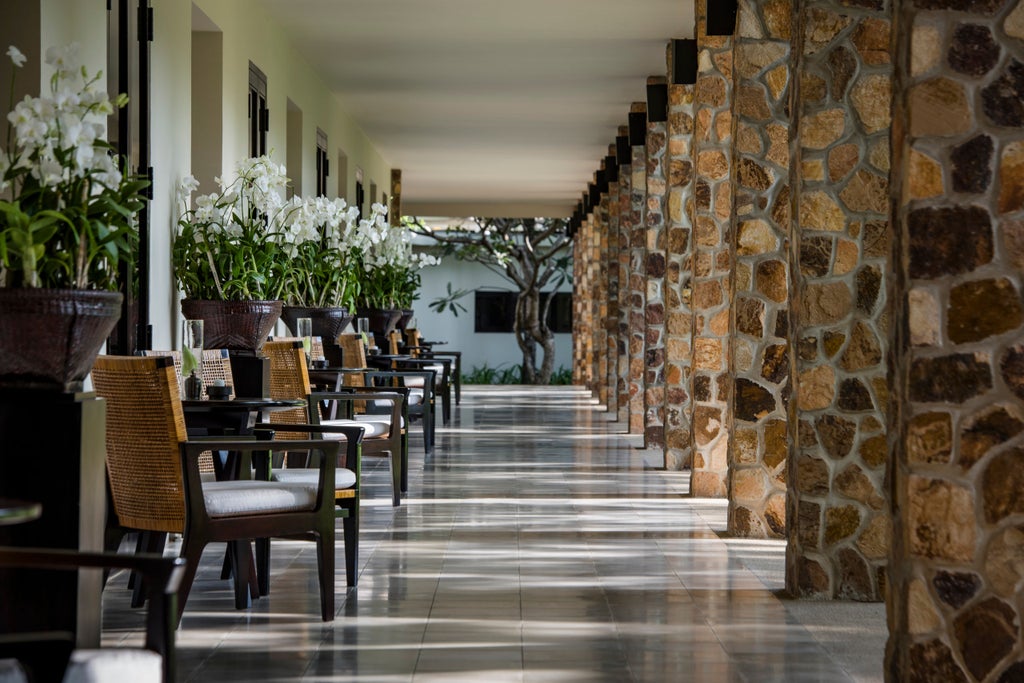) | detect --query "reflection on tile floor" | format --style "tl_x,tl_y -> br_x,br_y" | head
100,386 -> 885,682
